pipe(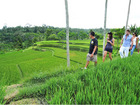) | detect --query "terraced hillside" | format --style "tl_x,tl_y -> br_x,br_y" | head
0,40 -> 107,86
17,55 -> 140,104
1,40 -> 139,104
